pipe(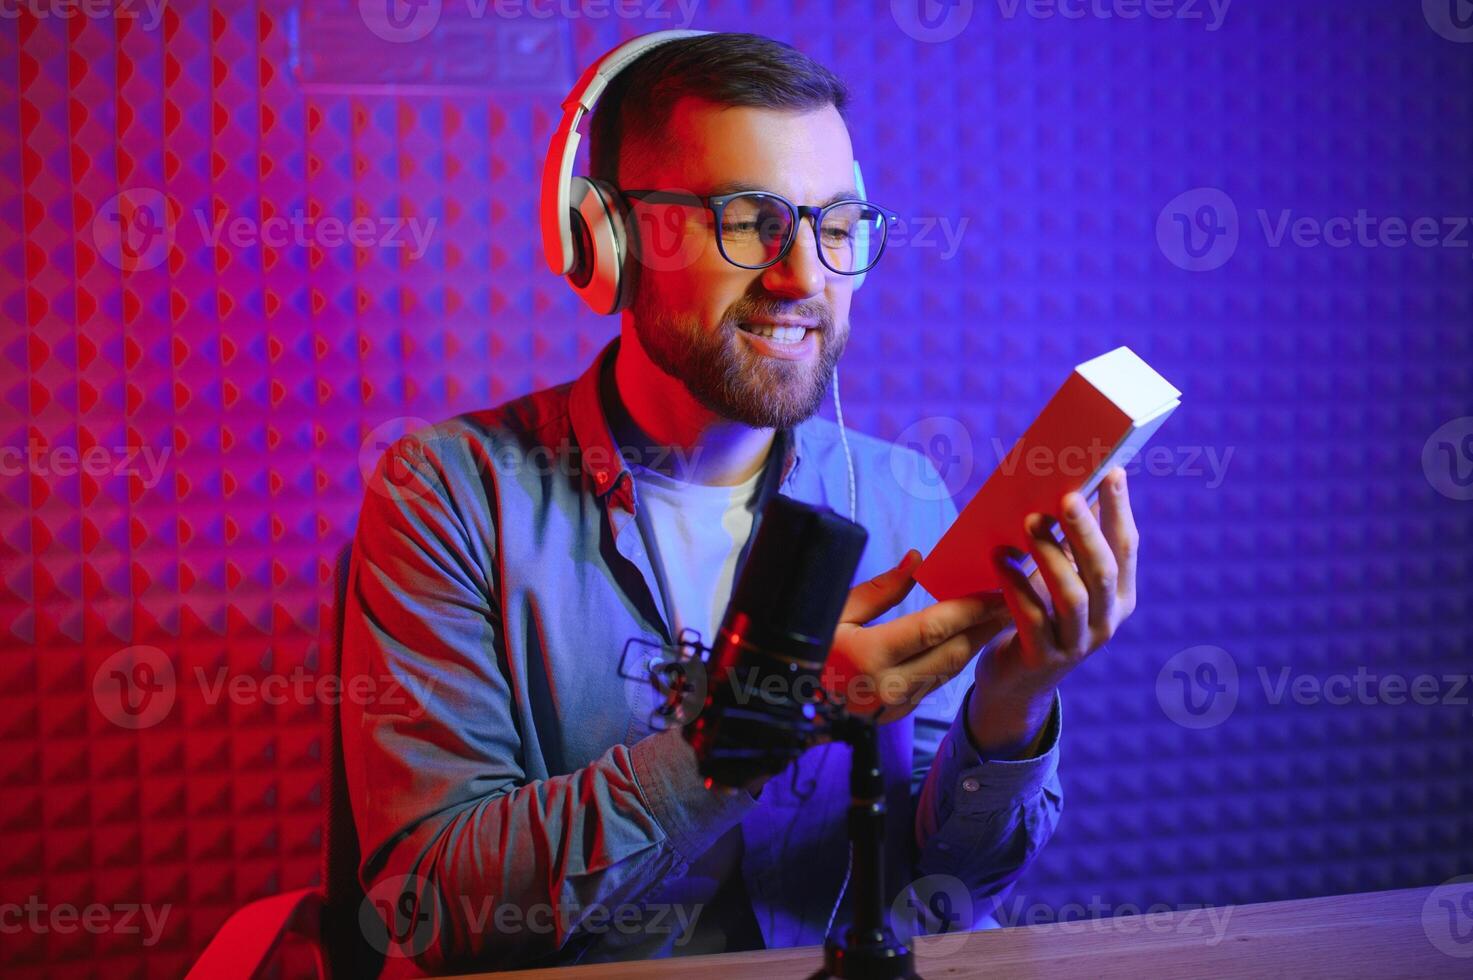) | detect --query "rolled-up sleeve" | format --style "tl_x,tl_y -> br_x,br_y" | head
341,435 -> 757,974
